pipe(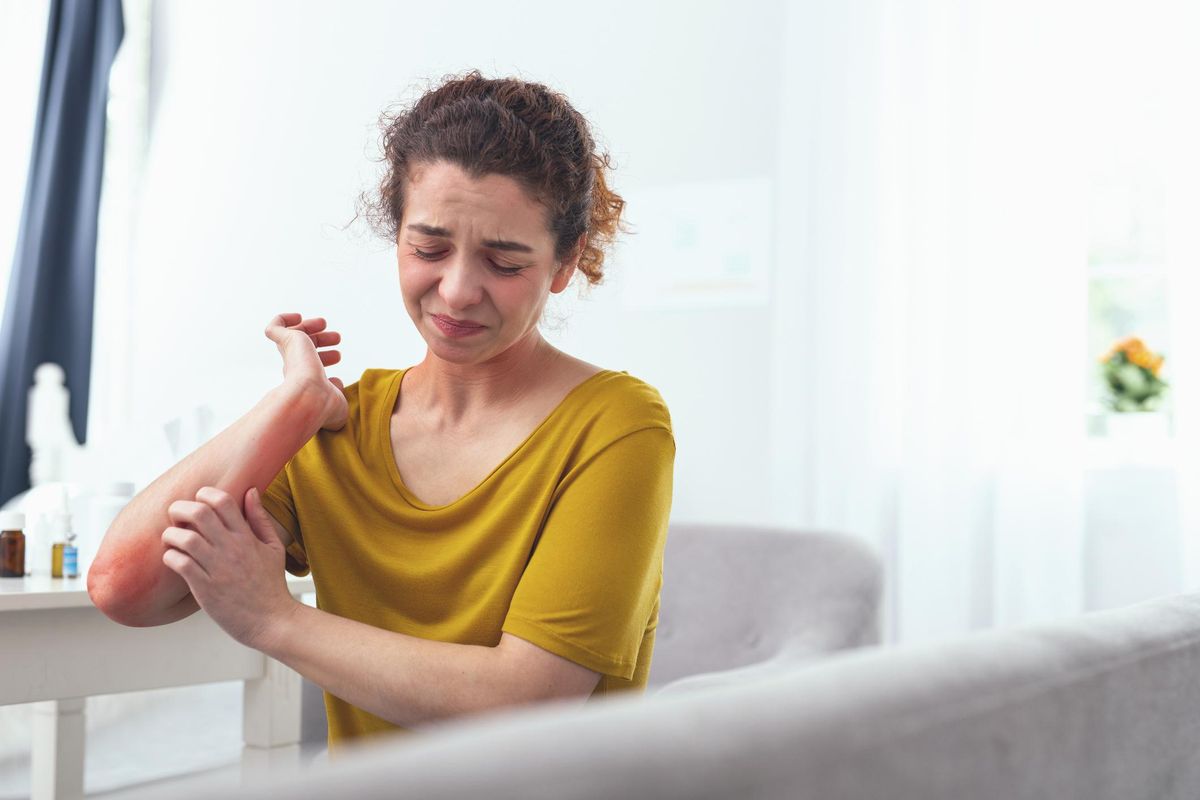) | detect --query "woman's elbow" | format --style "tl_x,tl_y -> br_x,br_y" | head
87,562 -> 144,626
86,554 -> 198,628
